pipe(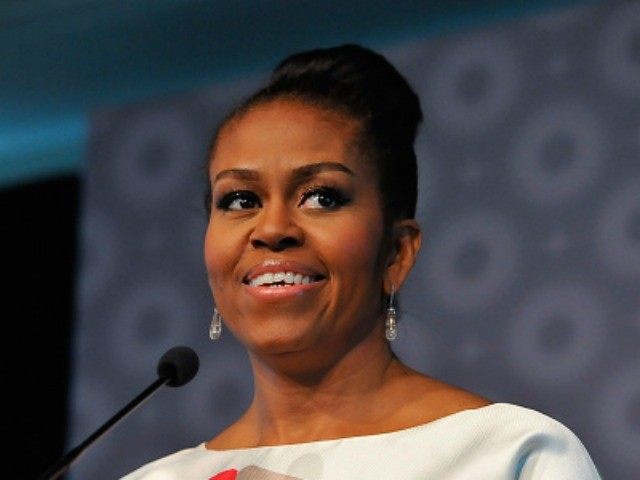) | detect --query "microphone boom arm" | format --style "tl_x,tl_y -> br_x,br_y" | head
36,345 -> 199,480
37,375 -> 169,480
